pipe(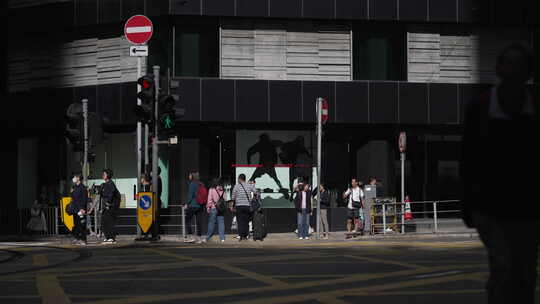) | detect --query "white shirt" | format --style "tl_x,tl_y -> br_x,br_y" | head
344,187 -> 364,209
489,86 -> 535,120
